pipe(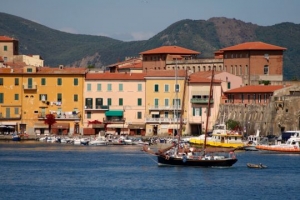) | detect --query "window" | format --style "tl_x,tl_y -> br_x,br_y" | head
193,107 -> 202,116
27,68 -> 32,73
119,83 -> 123,91
245,65 -> 248,75
74,94 -> 78,102
173,99 -> 181,107
14,94 -> 19,100
175,84 -> 179,92
74,78 -> 78,86
85,98 -> 93,109
137,98 -> 142,106
154,84 -> 159,92
137,112 -> 142,119
264,65 -> 269,75
137,84 -> 142,92
107,98 -> 112,106
41,78 -> 46,85
15,78 -> 19,86
57,78 -> 62,86
164,99 -> 169,107
227,82 -> 231,89
15,107 -> 19,115
164,111 -> 169,118
87,111 -> 91,119
27,78 -> 33,89
97,84 -> 101,91
0,93 -> 3,103
87,83 -> 91,91
96,98 -> 103,108
154,98 -> 159,108
40,94 -> 47,101
164,84 -> 169,92
107,84 -> 112,91
241,94 -> 244,103
57,93 -> 62,102
4,45 -> 7,51
119,98 -> 123,106
230,66 -> 233,74
0,78 -> 3,85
